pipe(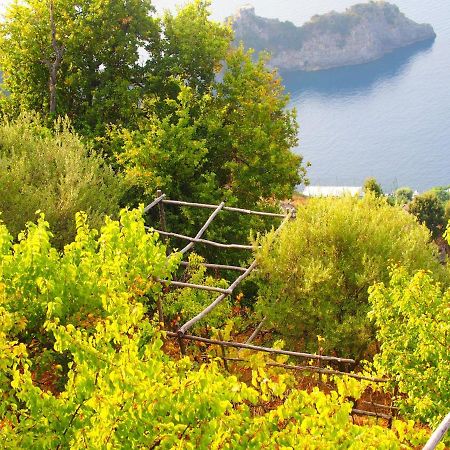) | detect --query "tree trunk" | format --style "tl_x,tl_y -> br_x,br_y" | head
48,0 -> 64,114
